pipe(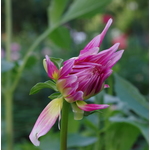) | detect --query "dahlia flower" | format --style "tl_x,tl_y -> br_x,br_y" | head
29,18 -> 124,146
